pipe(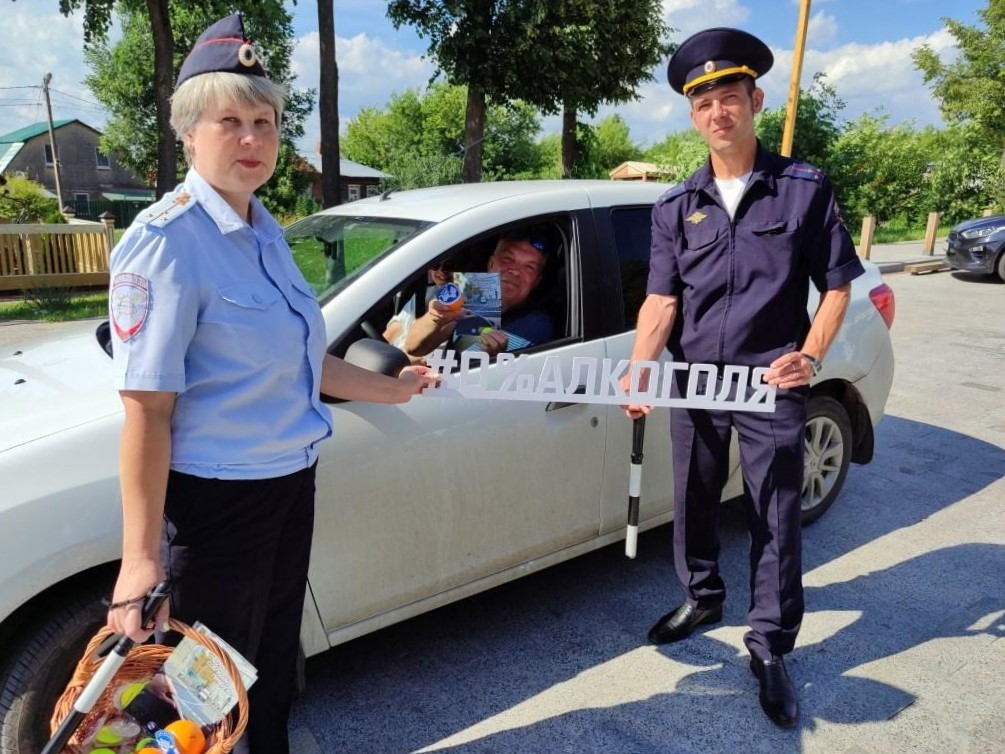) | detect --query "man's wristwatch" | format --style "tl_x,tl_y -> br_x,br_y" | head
800,352 -> 822,377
